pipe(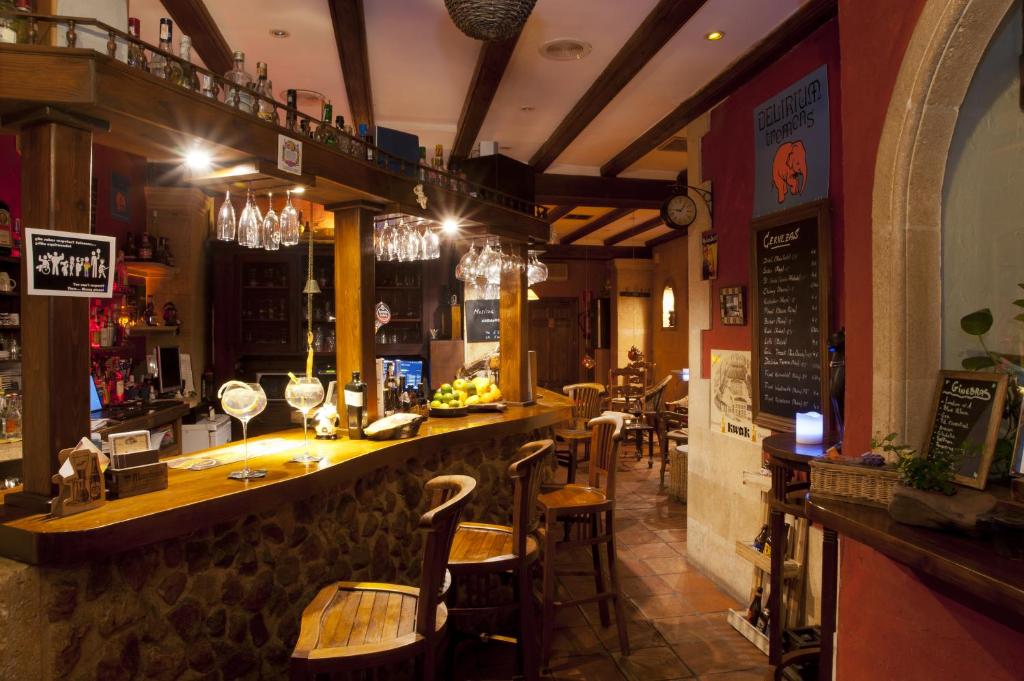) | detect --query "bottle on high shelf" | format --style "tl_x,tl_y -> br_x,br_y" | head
126,18 -> 147,71
344,124 -> 355,155
174,35 -> 198,91
315,102 -> 338,147
224,50 -> 255,113
138,229 -> 153,261
299,118 -> 311,138
431,144 -> 444,185
13,0 -> 31,44
255,62 -> 279,124
0,200 -> 13,257
334,115 -> 348,154
149,18 -> 173,79
285,89 -> 298,131
359,124 -> 374,162
418,146 -> 427,182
